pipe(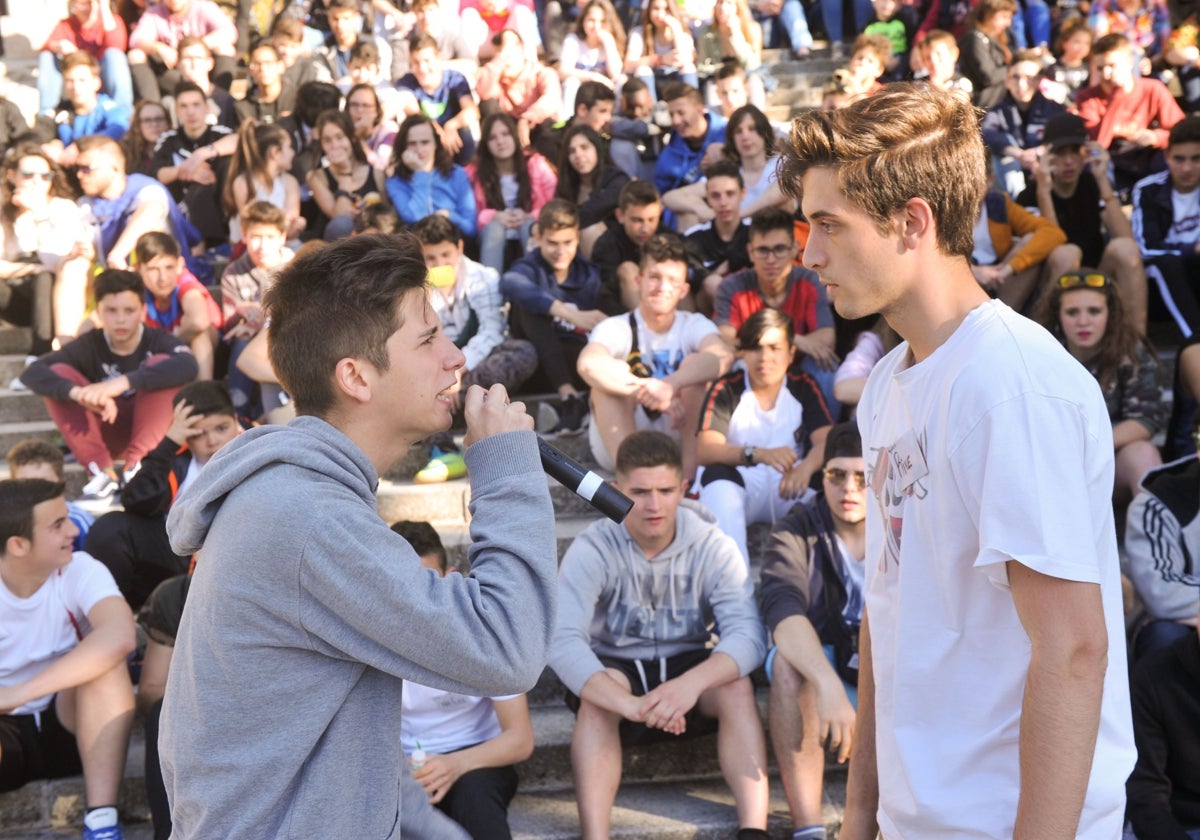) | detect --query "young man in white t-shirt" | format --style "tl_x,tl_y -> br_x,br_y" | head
578,232 -> 733,483
780,83 -> 1136,840
0,478 -> 137,840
